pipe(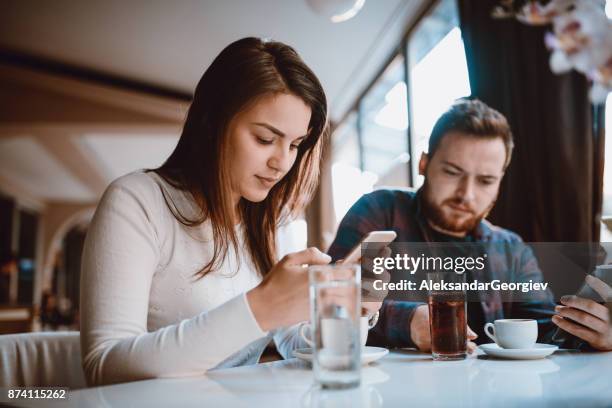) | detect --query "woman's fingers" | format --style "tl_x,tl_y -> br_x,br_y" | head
379,246 -> 392,258
362,275 -> 389,301
361,301 -> 382,316
281,247 -> 331,267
